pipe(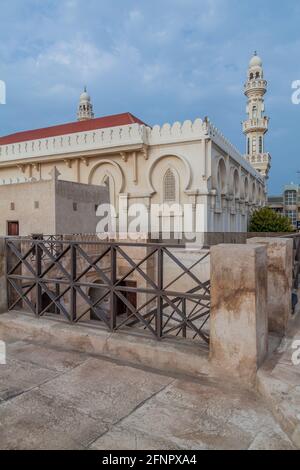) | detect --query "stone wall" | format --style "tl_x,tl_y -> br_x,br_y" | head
55,179 -> 109,235
0,179 -> 55,236
0,174 -> 109,236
